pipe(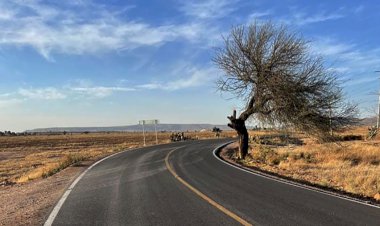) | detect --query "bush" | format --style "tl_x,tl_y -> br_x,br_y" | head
251,145 -> 284,165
